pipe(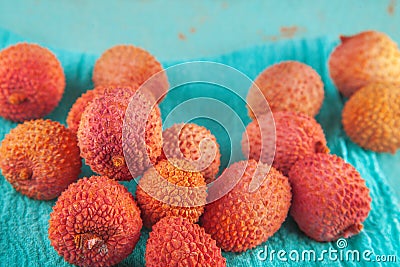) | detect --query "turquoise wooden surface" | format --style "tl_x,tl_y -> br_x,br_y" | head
0,0 -> 399,60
